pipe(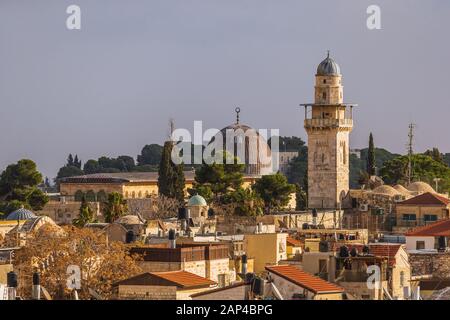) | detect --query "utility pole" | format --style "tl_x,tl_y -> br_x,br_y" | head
407,123 -> 415,185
